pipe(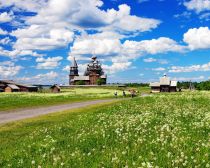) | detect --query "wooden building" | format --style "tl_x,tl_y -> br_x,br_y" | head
69,56 -> 107,85
0,80 -> 38,92
5,84 -> 20,92
150,75 -> 177,93
50,85 -> 61,93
